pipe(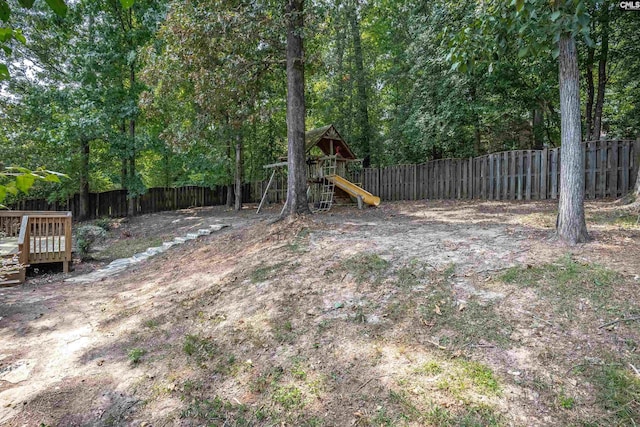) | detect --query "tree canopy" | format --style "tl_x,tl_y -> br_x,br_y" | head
1,0 -> 638,228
